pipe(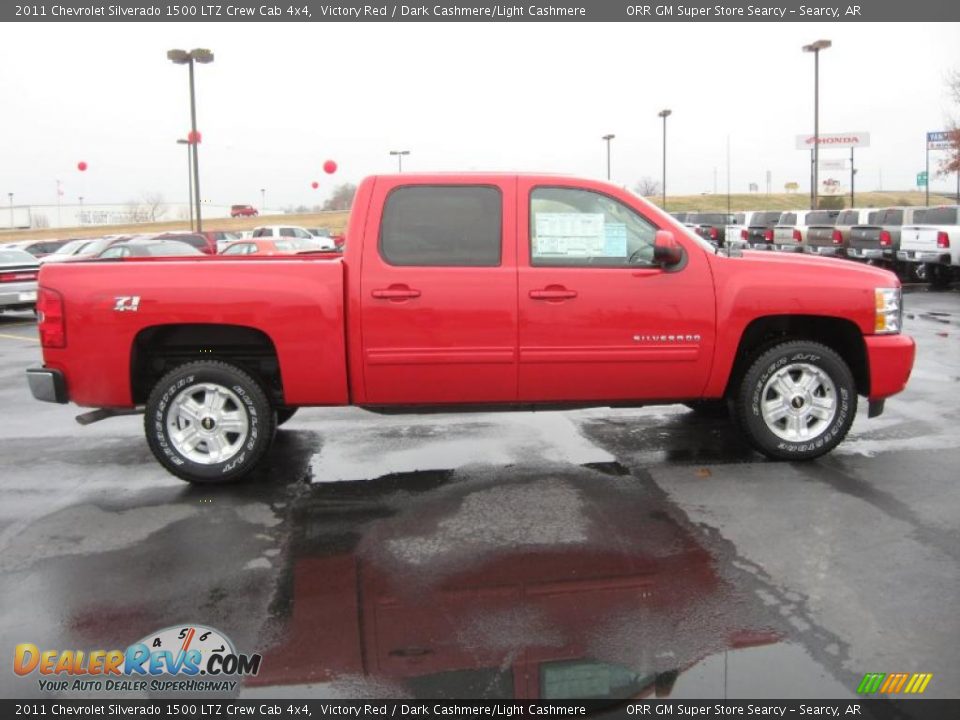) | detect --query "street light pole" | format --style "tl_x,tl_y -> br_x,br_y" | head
78,196 -> 84,225
803,39 -> 831,211
168,48 -> 213,232
602,134 -> 615,180
658,110 -> 672,210
261,188 -> 266,214
177,139 -> 194,231
389,150 -> 410,172
7,192 -> 12,229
